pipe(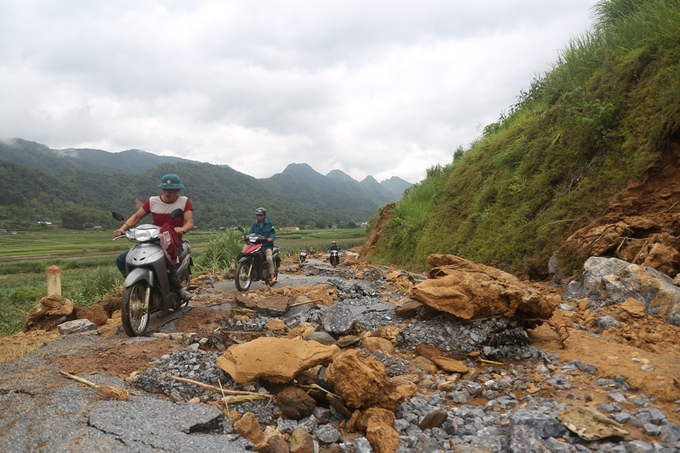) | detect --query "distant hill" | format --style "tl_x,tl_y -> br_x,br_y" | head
0,139 -> 412,230
379,176 -> 412,199
262,163 -> 402,220
0,138 -> 192,175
